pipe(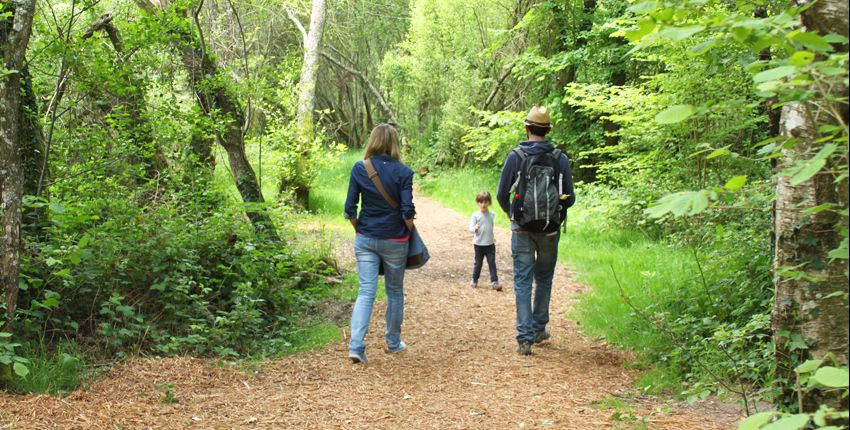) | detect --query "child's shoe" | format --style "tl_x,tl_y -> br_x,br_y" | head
491,281 -> 502,292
